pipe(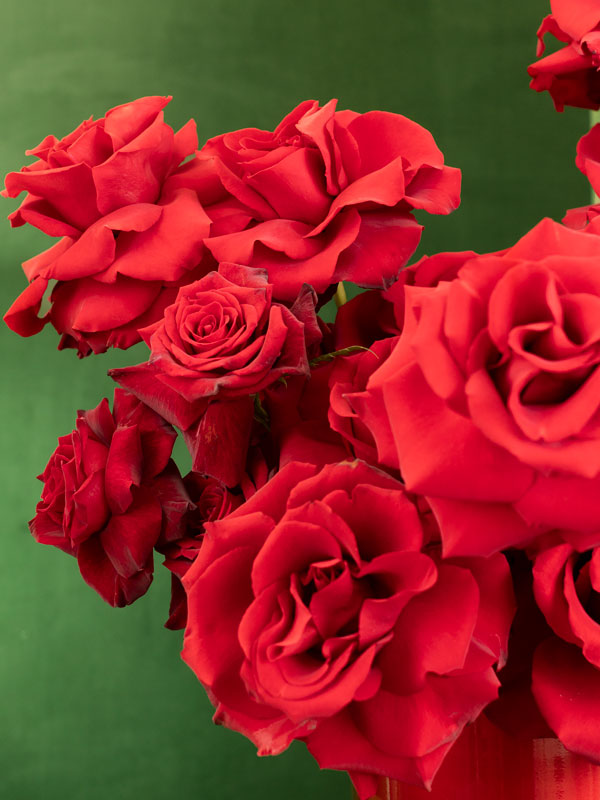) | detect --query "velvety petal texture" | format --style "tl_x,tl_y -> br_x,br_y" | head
181,460 -> 514,796
29,388 -> 190,606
